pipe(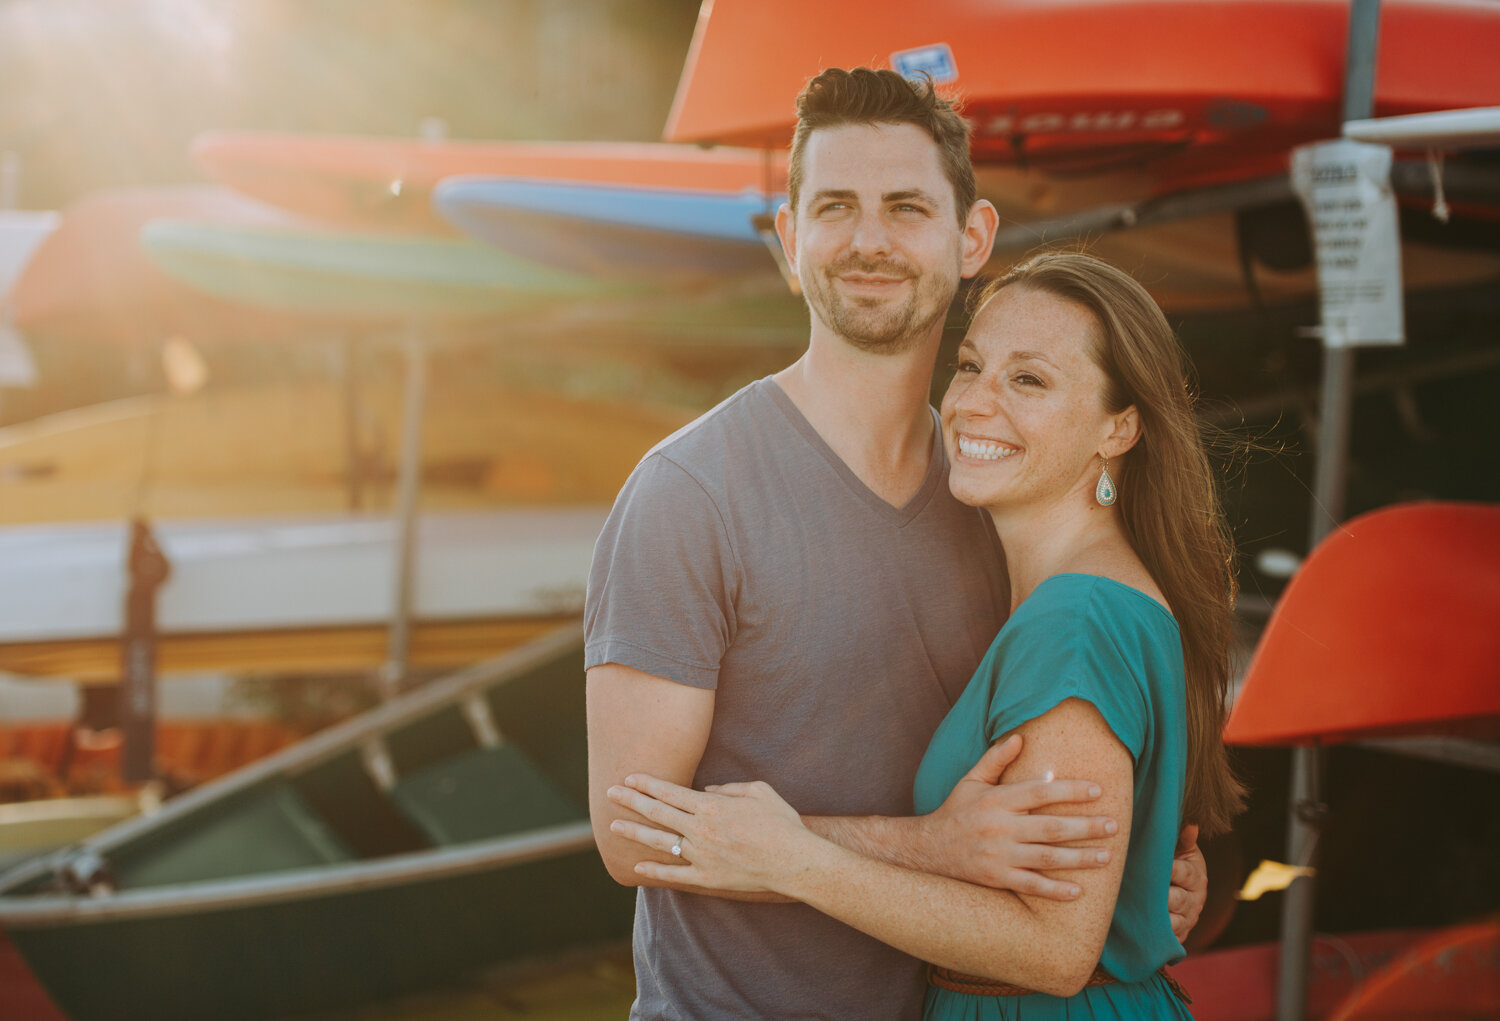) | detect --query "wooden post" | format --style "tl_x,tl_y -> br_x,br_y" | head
120,518 -> 170,783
